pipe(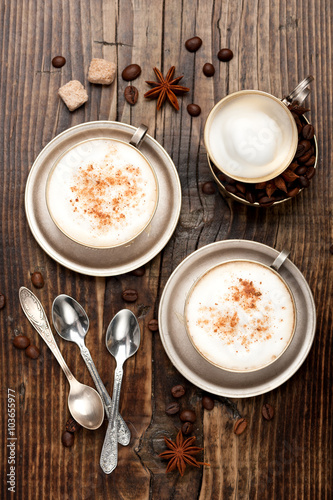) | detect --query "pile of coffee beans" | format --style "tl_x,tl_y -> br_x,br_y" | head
62,417 -> 81,447
165,385 -> 215,436
13,334 -> 40,359
213,107 -> 316,207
